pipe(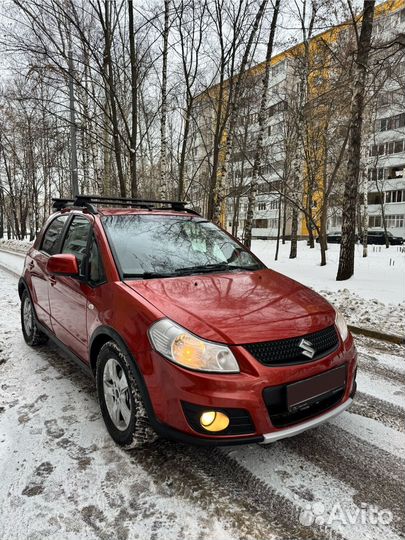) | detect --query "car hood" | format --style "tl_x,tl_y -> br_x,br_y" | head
126,269 -> 336,345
